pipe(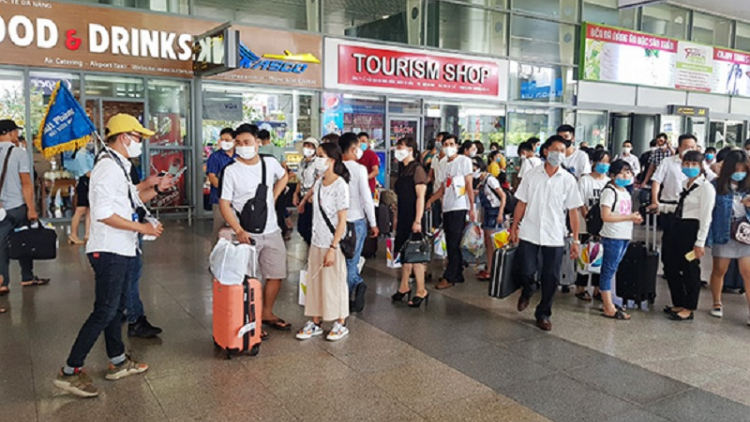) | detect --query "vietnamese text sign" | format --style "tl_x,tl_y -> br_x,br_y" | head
325,38 -> 508,101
